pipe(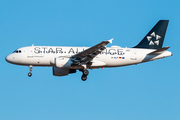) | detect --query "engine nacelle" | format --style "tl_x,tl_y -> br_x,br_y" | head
53,67 -> 76,76
55,57 -> 72,68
